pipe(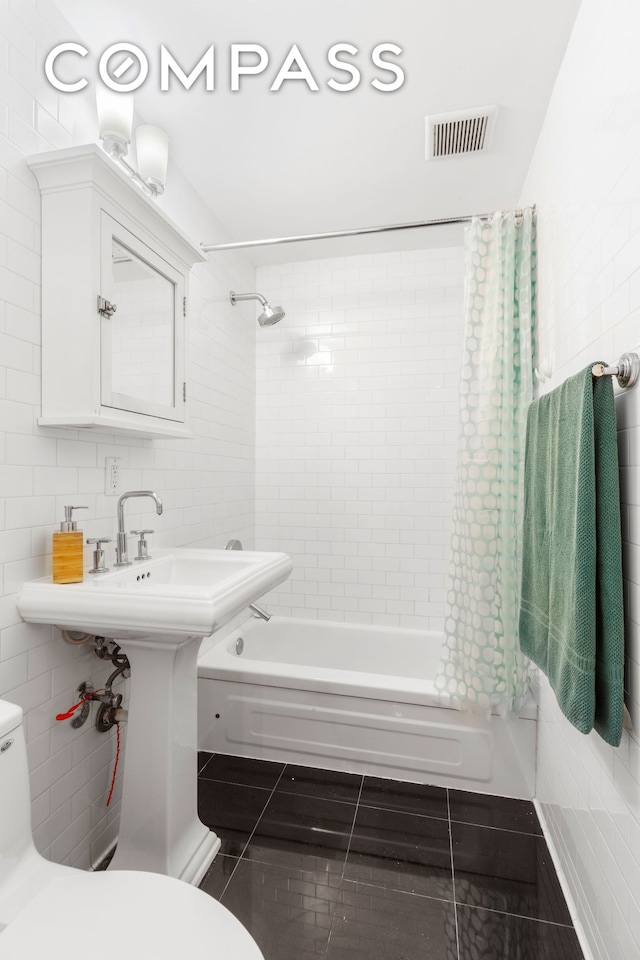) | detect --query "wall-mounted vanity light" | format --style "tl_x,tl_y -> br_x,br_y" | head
96,88 -> 169,199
